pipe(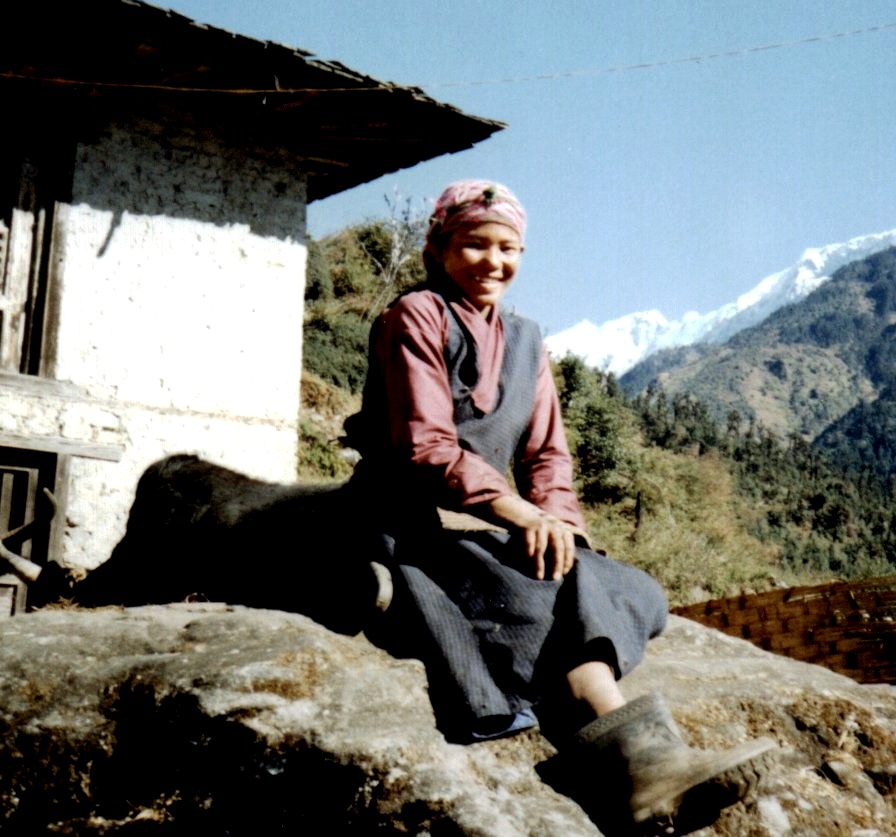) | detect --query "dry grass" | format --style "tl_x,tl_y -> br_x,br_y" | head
583,446 -> 806,607
300,371 -> 360,439
298,372 -> 361,480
